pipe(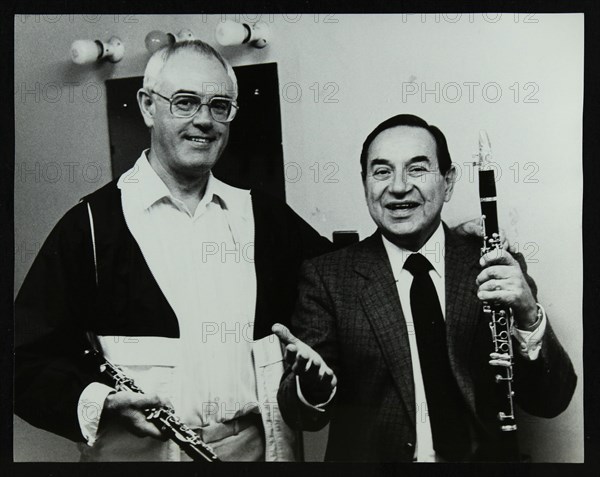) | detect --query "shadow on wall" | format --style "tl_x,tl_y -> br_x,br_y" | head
14,416 -> 80,462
